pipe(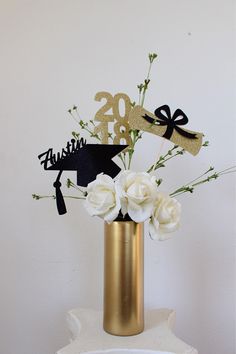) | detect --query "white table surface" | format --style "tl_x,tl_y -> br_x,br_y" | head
57,308 -> 198,354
